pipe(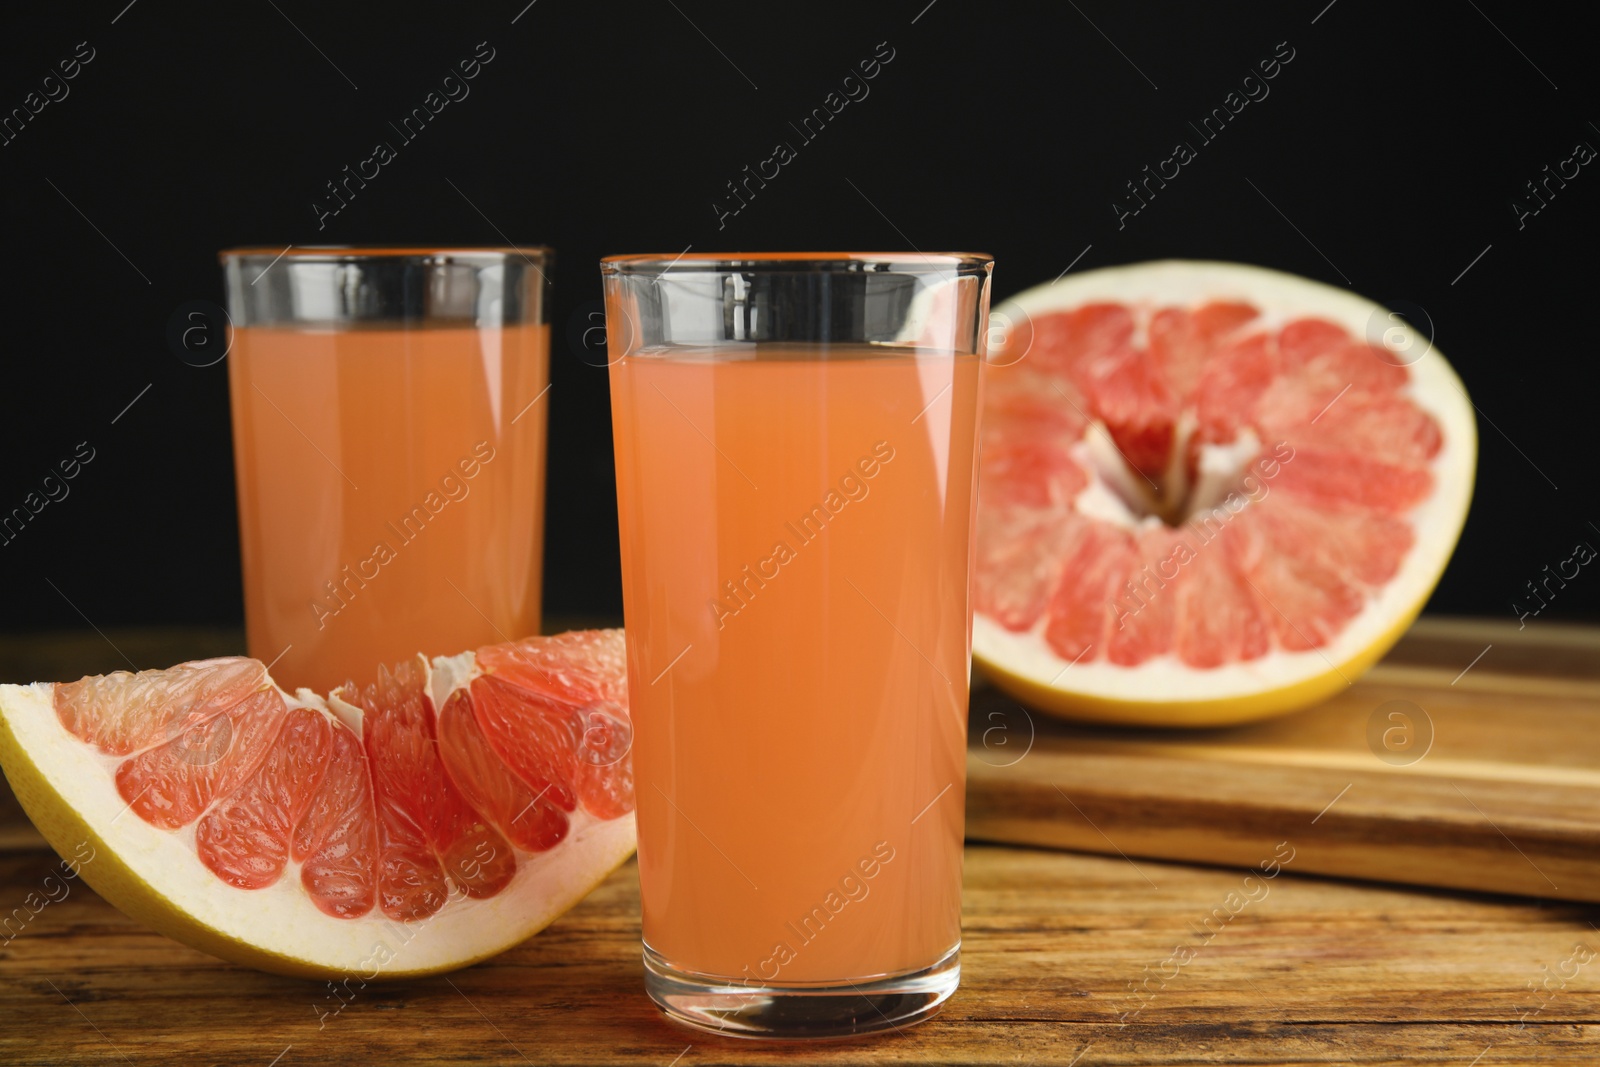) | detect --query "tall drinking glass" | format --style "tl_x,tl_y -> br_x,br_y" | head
603,252 -> 992,1037
221,247 -> 550,693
